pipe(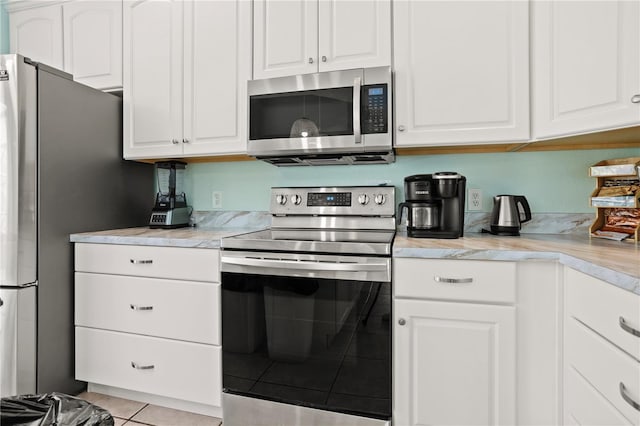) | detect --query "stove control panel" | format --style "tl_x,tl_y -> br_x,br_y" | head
271,186 -> 395,216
